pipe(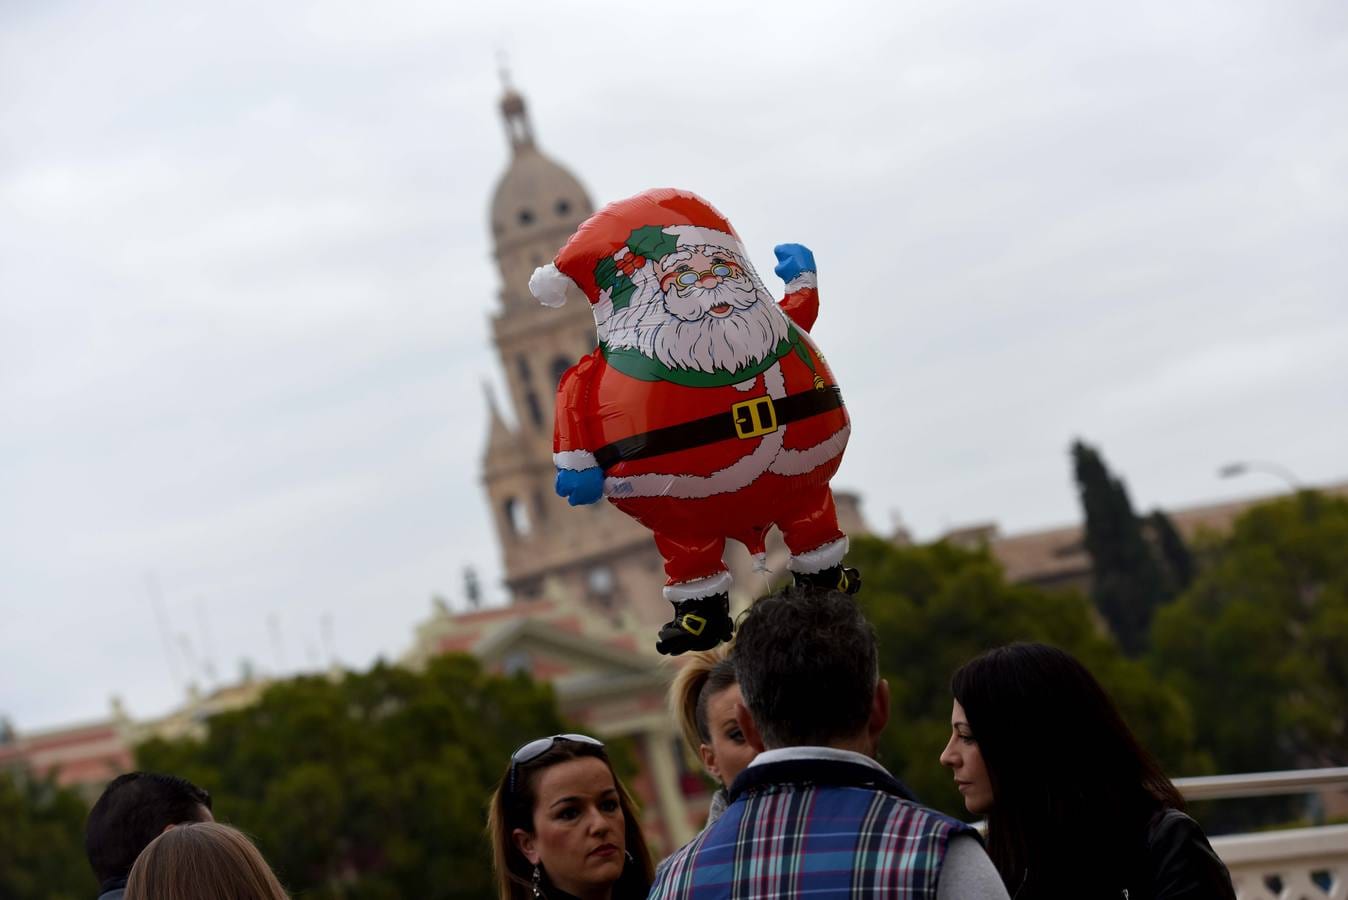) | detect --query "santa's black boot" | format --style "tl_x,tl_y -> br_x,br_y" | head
655,593 -> 734,656
792,565 -> 862,596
